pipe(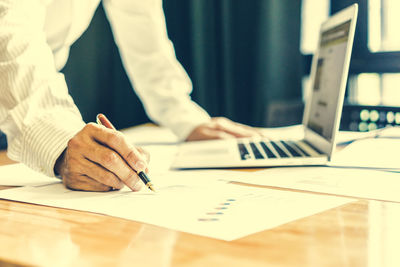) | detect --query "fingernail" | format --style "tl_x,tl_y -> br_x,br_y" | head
135,161 -> 146,172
